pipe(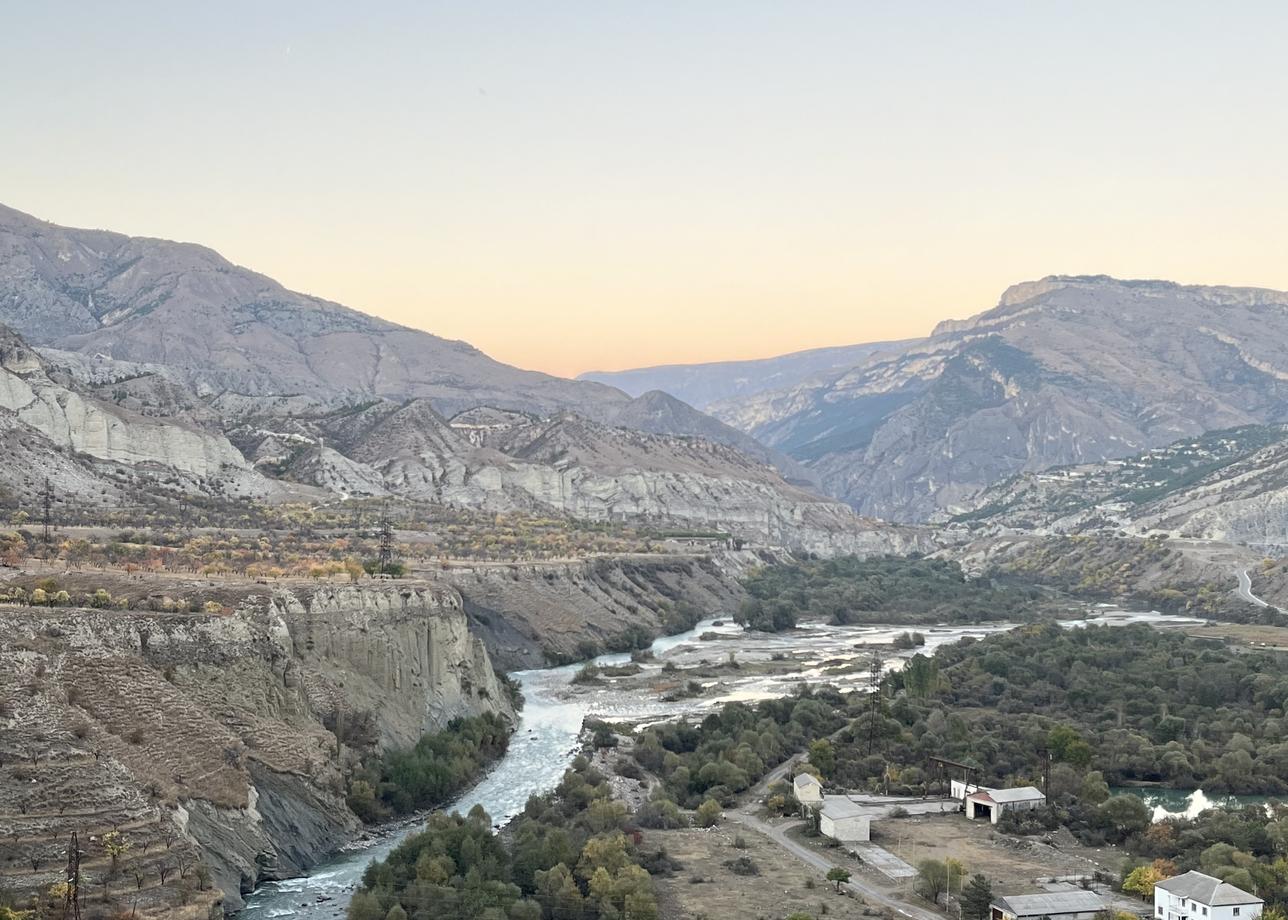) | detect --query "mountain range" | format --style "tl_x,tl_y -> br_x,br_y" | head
11,201 -> 1288,546
615,275 -> 1288,522
579,339 -> 913,411
0,204 -> 908,552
